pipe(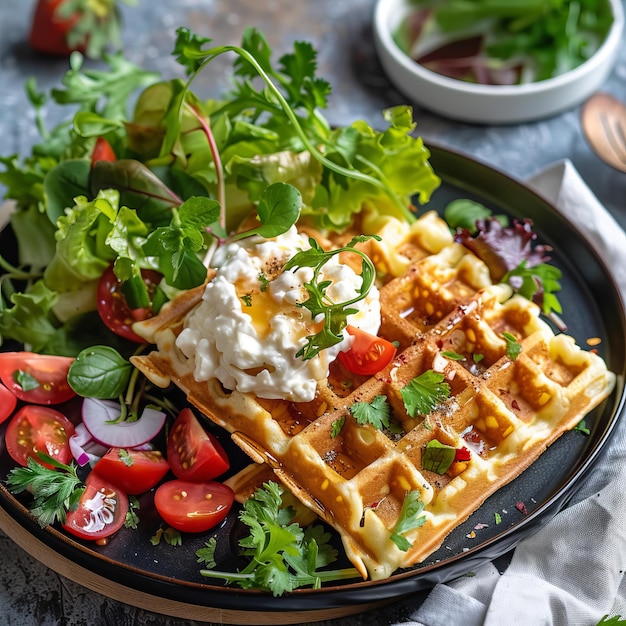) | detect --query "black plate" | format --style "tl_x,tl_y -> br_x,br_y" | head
1,143 -> 624,616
